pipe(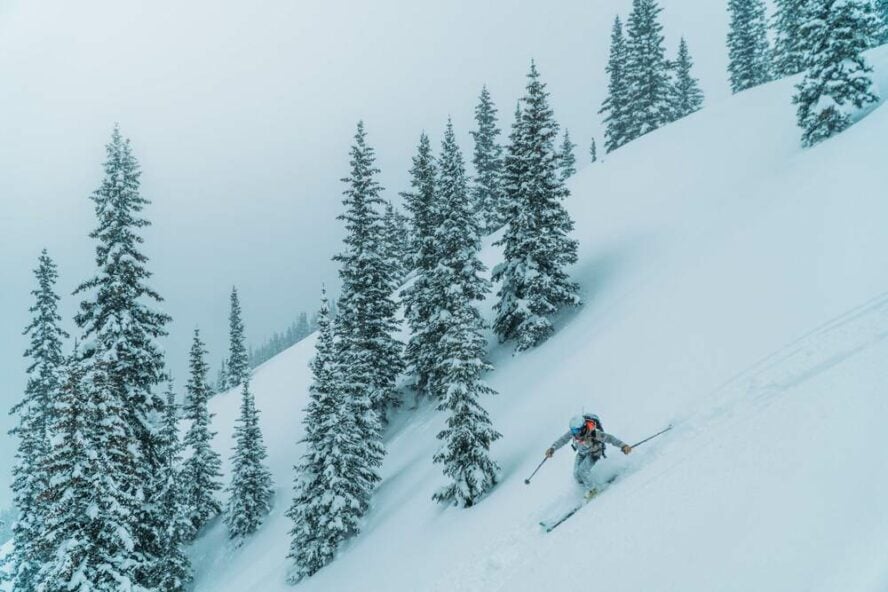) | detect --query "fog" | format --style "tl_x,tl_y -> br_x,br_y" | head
0,0 -> 730,503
